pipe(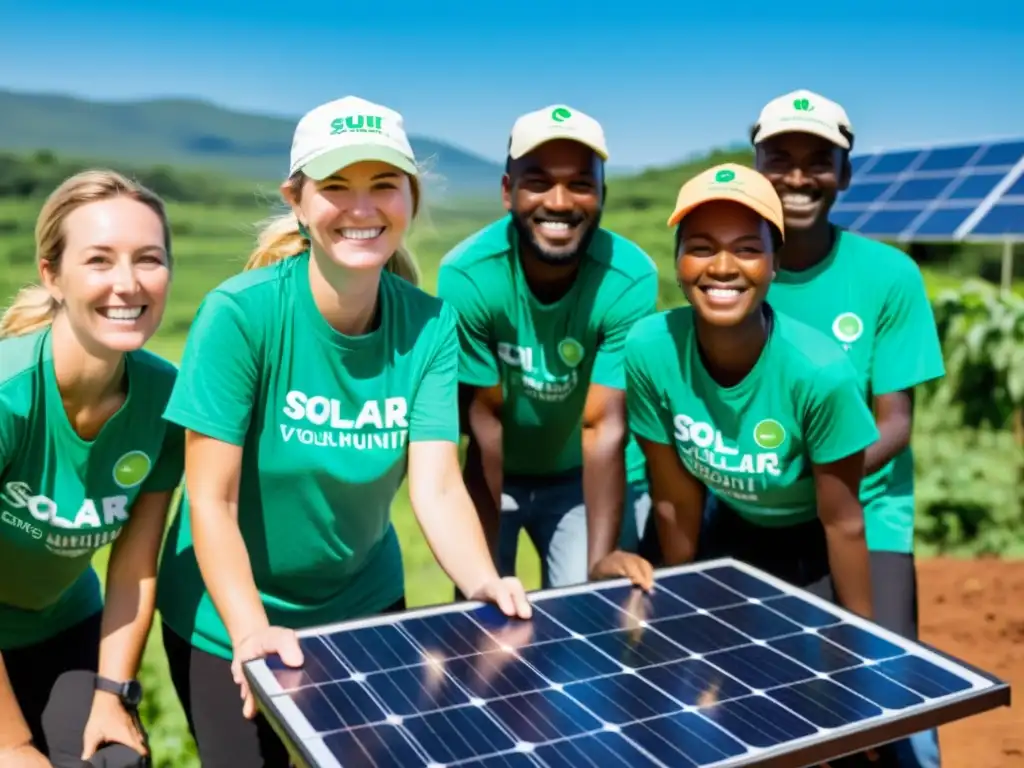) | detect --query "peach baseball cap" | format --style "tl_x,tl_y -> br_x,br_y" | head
667,163 -> 786,239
